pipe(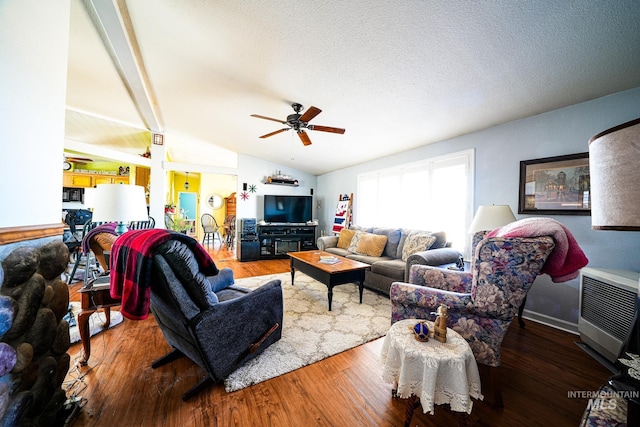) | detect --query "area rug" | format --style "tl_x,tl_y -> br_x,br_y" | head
65,301 -> 124,344
224,272 -> 391,392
